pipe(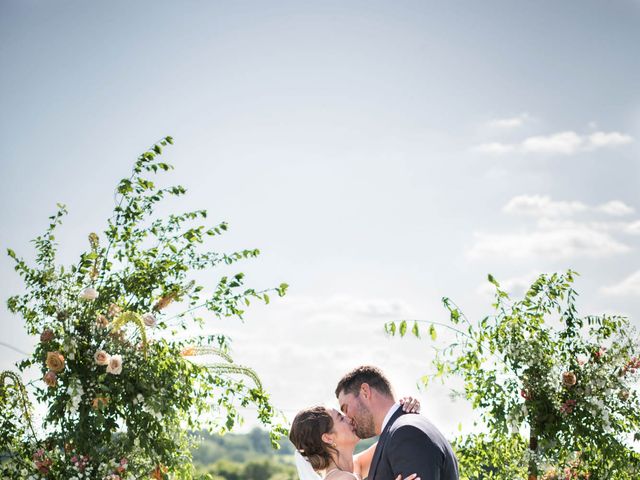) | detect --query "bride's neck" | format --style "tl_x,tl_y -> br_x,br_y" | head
328,447 -> 354,473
